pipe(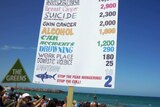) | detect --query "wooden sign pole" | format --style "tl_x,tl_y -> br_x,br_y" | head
67,86 -> 74,107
